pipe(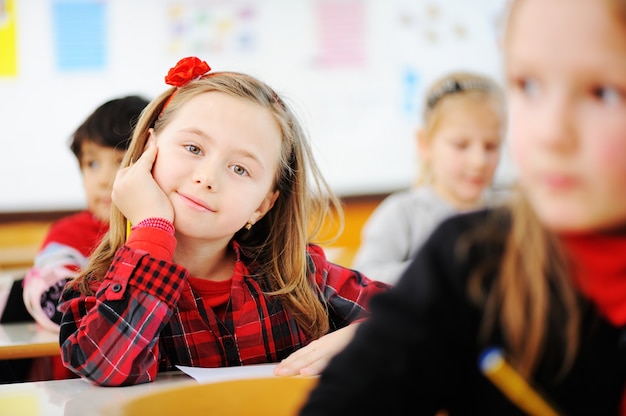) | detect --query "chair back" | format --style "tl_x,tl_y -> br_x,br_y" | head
102,376 -> 319,416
